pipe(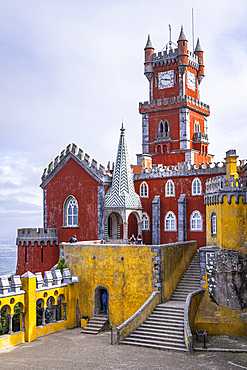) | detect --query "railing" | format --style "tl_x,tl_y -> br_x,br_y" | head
113,291 -> 161,344
0,268 -> 78,350
155,132 -> 171,142
193,132 -> 208,142
206,175 -> 247,194
184,289 -> 204,354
